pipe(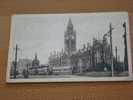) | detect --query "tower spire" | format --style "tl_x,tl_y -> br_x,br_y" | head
64,18 -> 76,55
35,52 -> 37,60
67,18 -> 73,29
